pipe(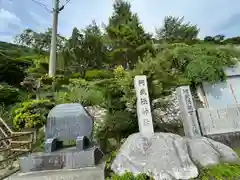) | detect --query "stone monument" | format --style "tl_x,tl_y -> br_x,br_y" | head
134,75 -> 154,138
111,76 -> 239,180
176,86 -> 202,138
7,103 -> 105,180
